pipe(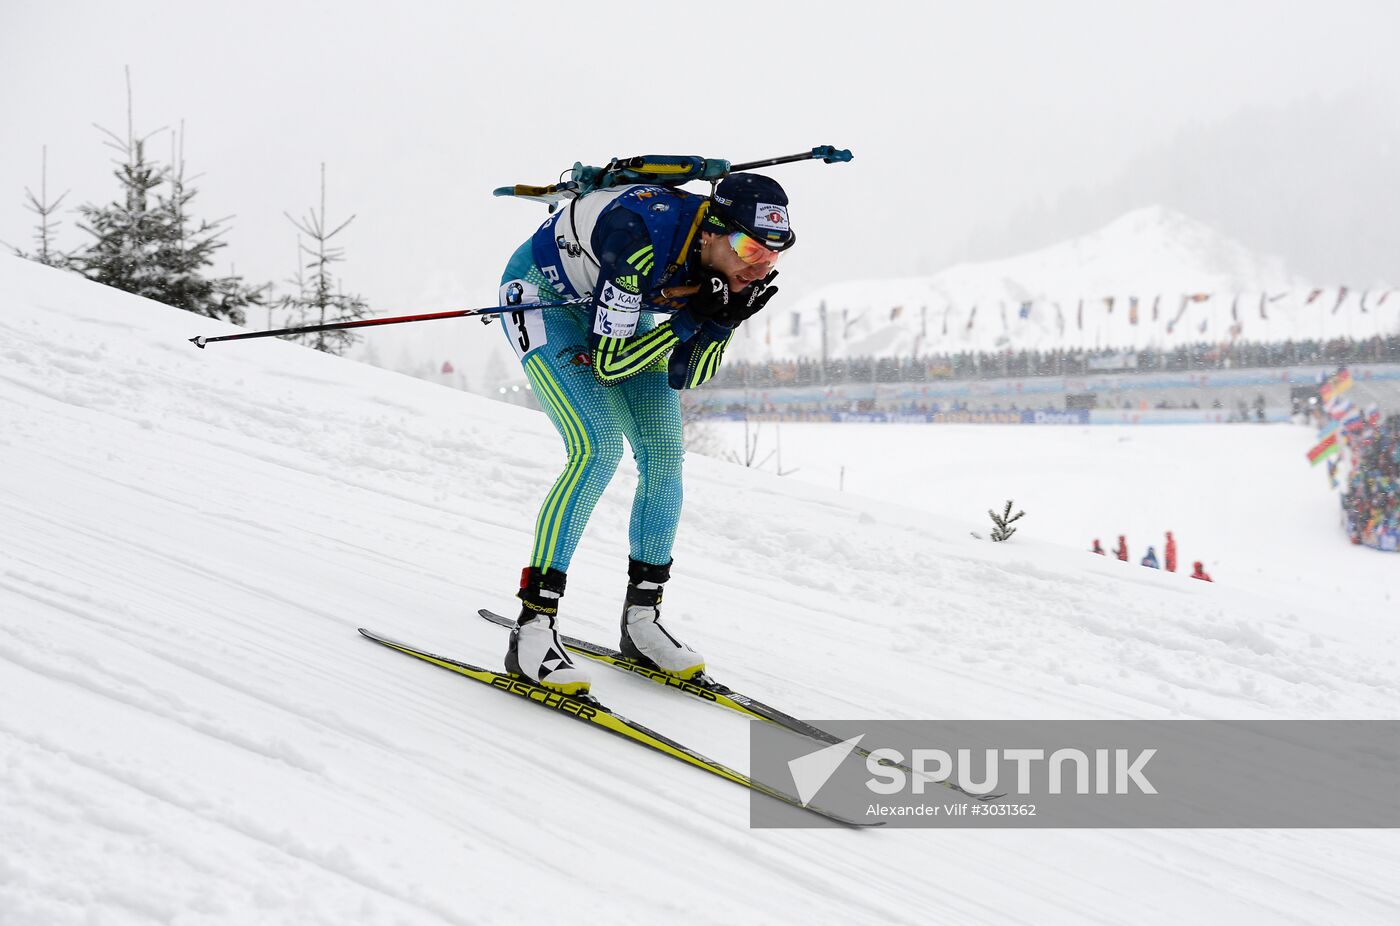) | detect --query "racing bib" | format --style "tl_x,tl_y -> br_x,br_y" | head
499,279 -> 547,360
592,281 -> 642,338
